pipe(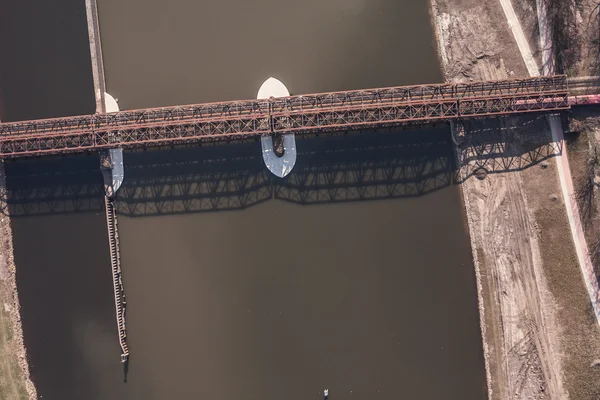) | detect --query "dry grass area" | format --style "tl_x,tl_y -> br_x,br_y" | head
0,163 -> 36,400
526,131 -> 600,399
568,118 -> 600,279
